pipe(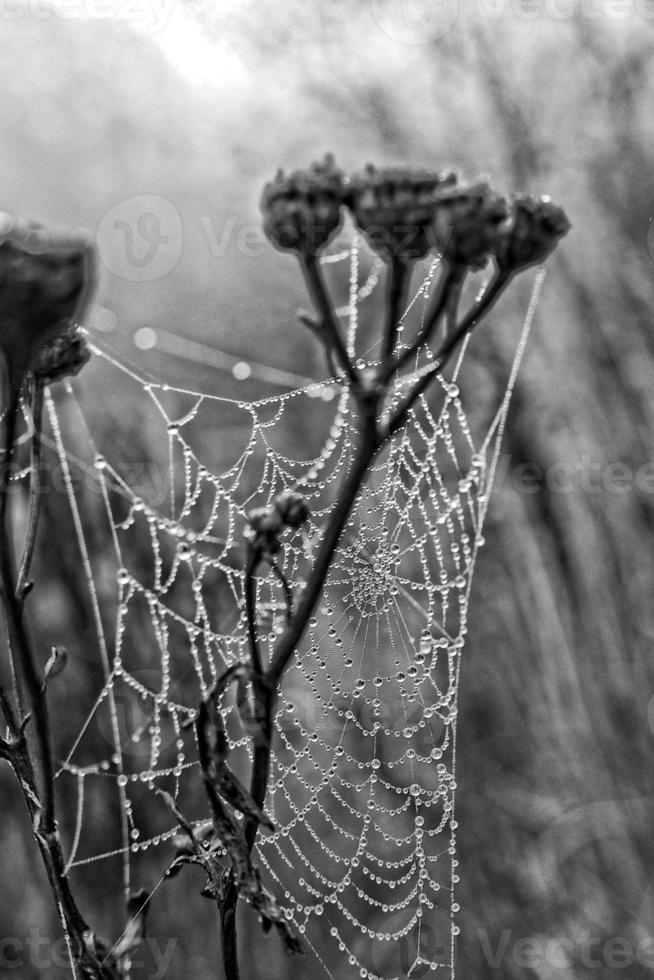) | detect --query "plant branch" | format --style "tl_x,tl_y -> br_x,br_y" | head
0,396 -> 117,978
0,691 -> 112,978
0,399 -> 55,828
220,395 -> 381,979
0,677 -> 18,736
